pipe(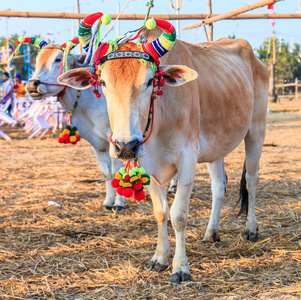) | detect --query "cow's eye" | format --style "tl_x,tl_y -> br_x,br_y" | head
147,78 -> 153,87
55,58 -> 62,63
